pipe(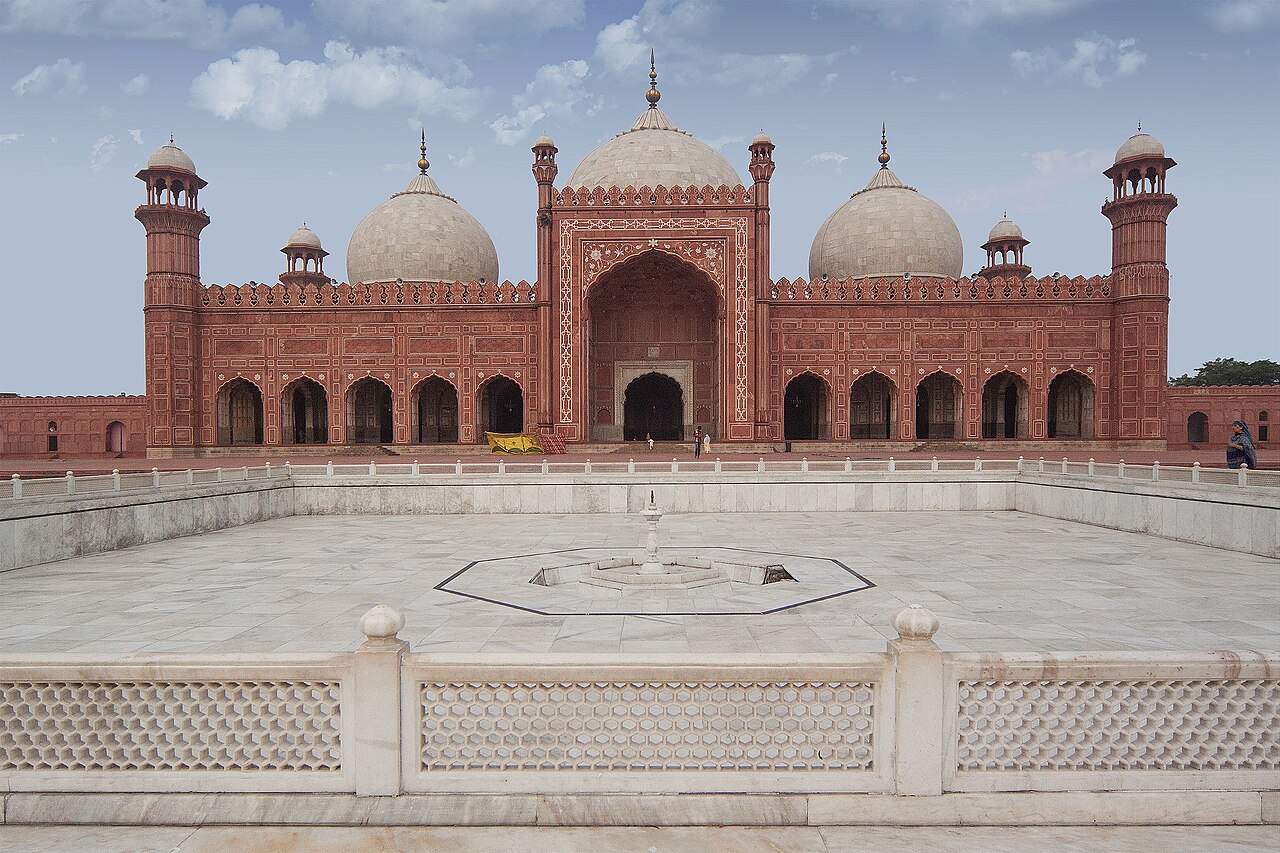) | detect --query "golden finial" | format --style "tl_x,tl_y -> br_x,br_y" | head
646,48 -> 661,107
878,122 -> 890,168
169,133 -> 174,145
1137,119 -> 1142,133
417,128 -> 429,174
